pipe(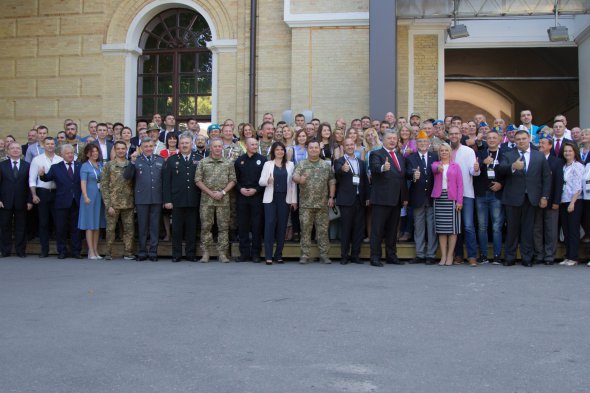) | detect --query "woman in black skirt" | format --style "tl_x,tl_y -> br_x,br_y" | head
431,143 -> 464,265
